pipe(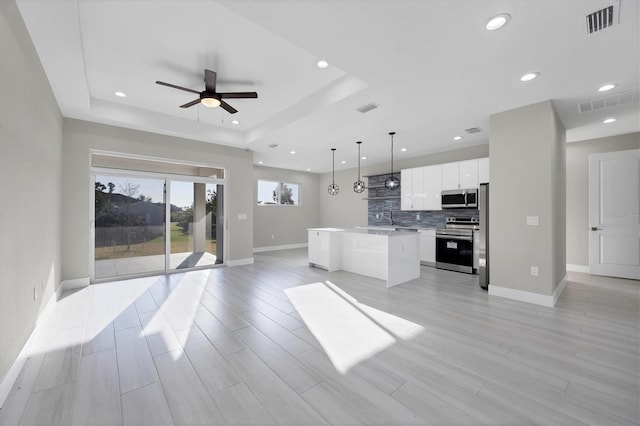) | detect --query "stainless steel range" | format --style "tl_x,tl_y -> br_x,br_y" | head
436,217 -> 479,274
